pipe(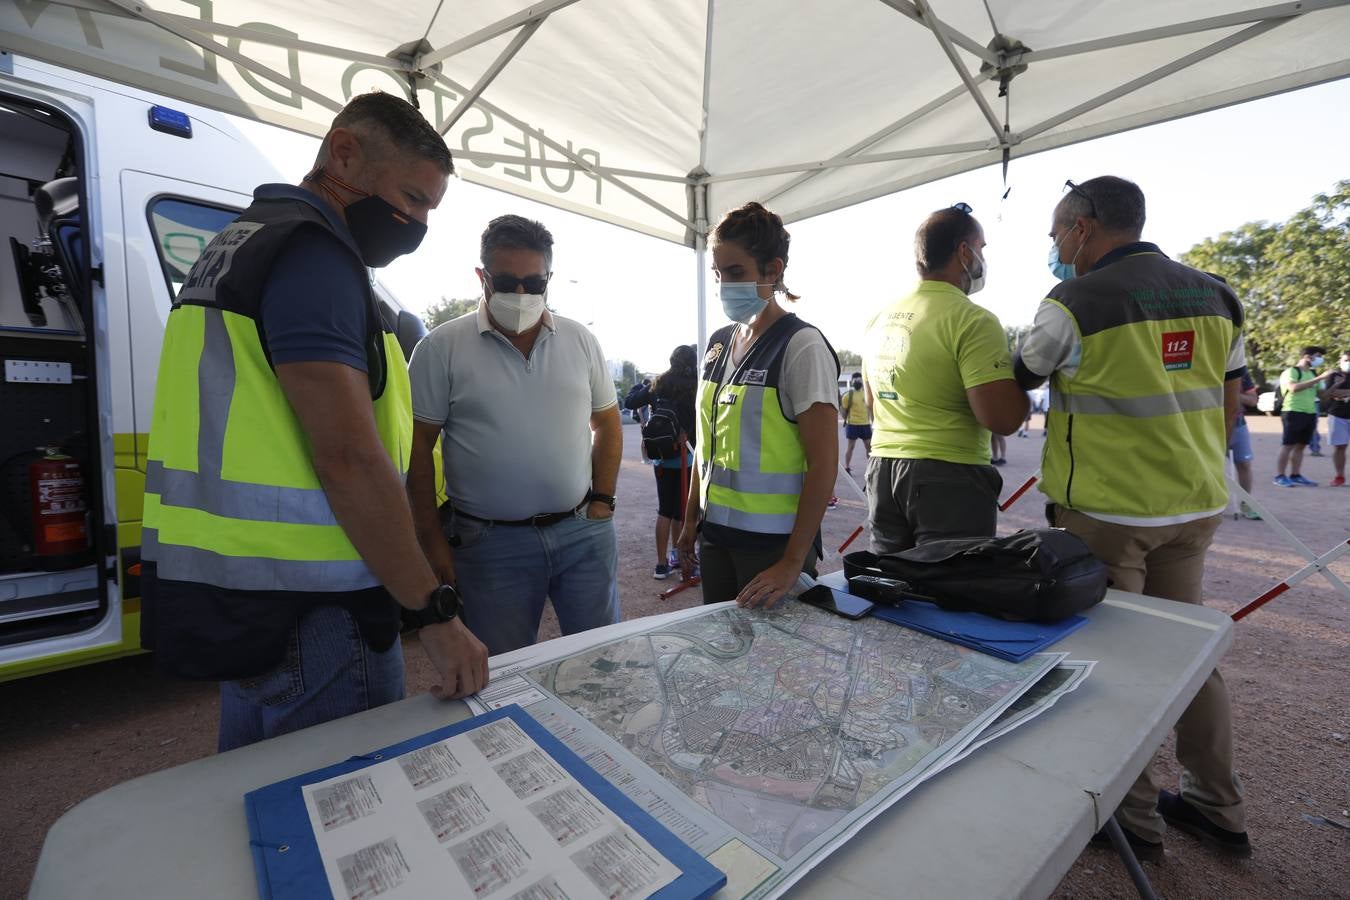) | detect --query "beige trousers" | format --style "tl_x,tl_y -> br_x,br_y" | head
1055,507 -> 1246,842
